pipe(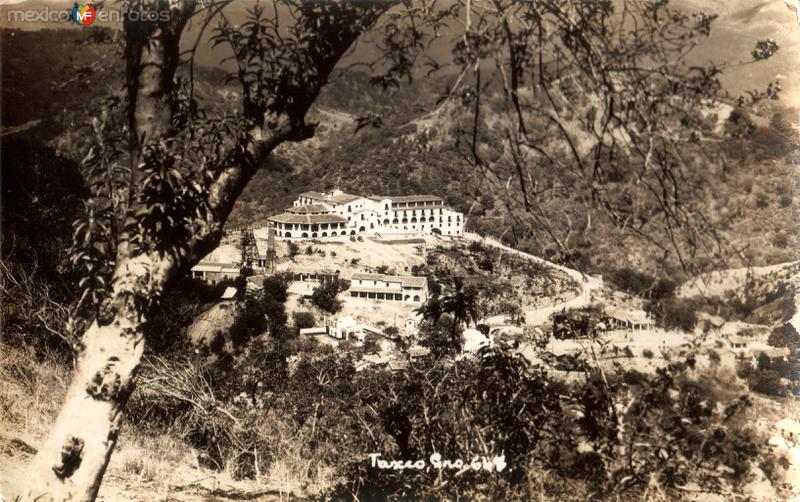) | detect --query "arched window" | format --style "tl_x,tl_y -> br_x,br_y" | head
302,232 -> 309,238
383,219 -> 390,225
321,232 -> 327,237
285,232 -> 292,238
402,218 -> 408,223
